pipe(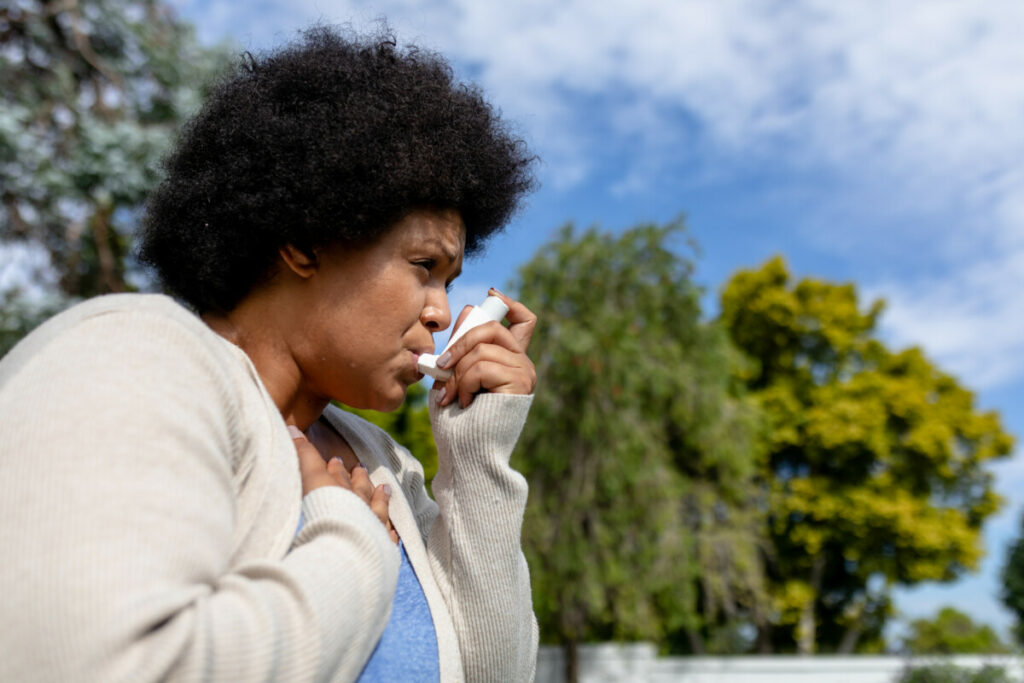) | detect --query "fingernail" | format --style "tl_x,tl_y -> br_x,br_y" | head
382,484 -> 392,497
333,456 -> 344,466
437,352 -> 451,368
489,287 -> 503,296
437,387 -> 447,404
357,462 -> 367,469
288,425 -> 304,440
